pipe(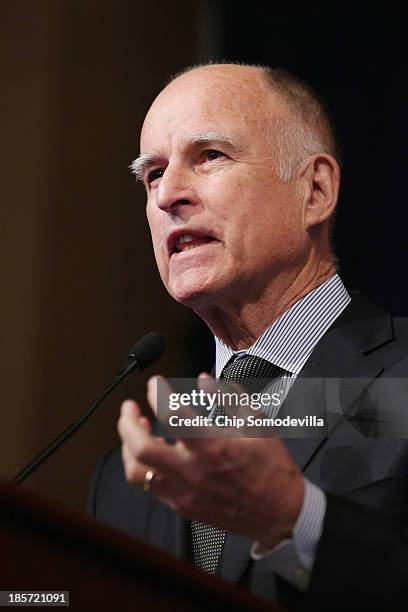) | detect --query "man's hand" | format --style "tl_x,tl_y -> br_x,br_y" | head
117,375 -> 305,550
